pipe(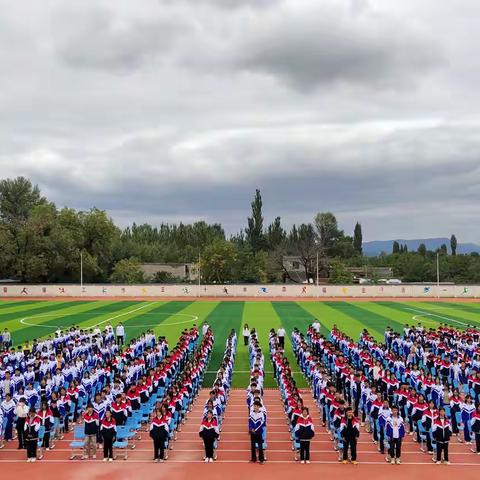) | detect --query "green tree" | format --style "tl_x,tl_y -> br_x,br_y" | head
392,241 -> 400,254
245,189 -> 266,255
314,212 -> 341,257
353,222 -> 362,255
328,260 -> 354,284
0,177 -> 45,228
439,244 -> 448,255
417,243 -> 427,257
110,257 -> 145,284
450,234 -> 457,256
151,271 -> 178,283
201,239 -> 237,283
266,217 -> 286,250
